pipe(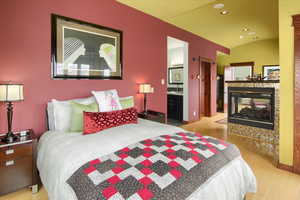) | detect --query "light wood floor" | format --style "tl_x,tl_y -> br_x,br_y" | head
1,113 -> 300,200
